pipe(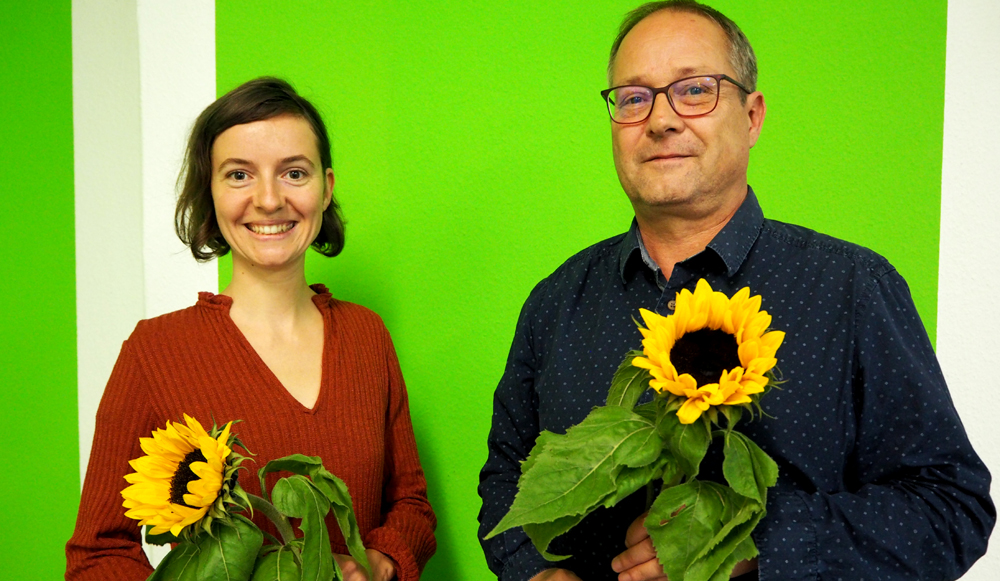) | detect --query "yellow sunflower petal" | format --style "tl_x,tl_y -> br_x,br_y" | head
638,308 -> 664,331
722,393 -> 753,405
678,397 -> 707,424
742,311 -> 772,343
707,291 -> 729,330
759,330 -> 785,357
738,340 -> 761,367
